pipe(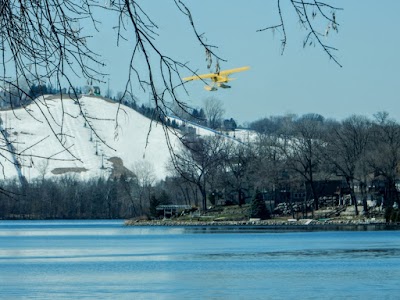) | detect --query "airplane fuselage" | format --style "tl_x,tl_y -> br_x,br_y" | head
211,74 -> 230,83
183,66 -> 249,92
